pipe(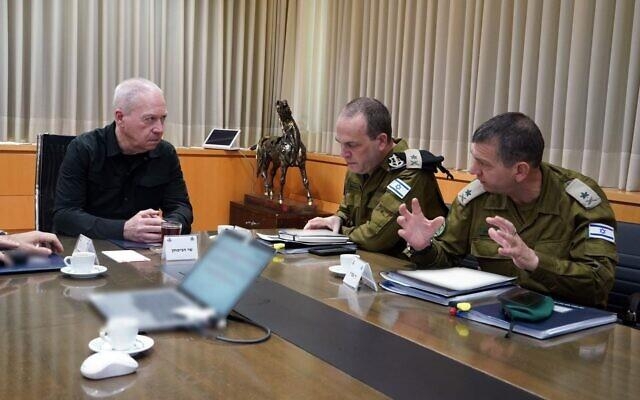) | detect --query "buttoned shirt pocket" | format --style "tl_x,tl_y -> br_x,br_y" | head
533,238 -> 570,258
87,172 -> 122,208
368,194 -> 401,232
471,237 -> 515,277
137,174 -> 170,209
